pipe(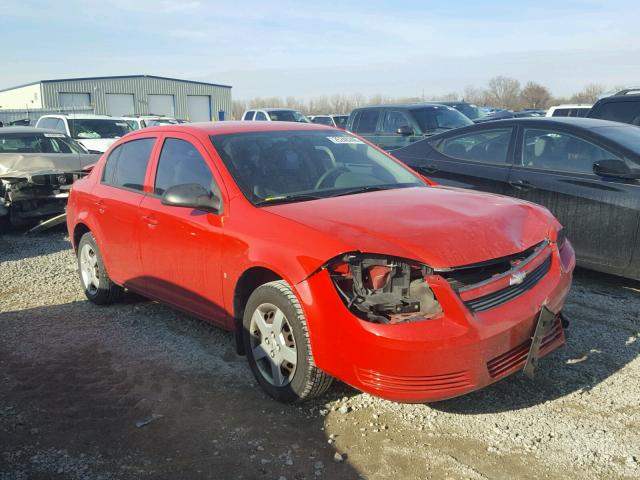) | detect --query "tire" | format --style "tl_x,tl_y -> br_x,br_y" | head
77,232 -> 123,305
243,280 -> 333,402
